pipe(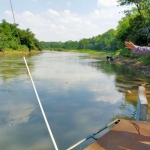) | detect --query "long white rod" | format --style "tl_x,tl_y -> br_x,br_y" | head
23,57 -> 59,150
67,119 -> 120,150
